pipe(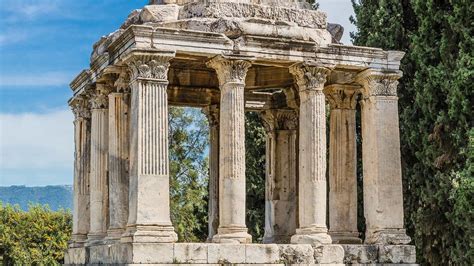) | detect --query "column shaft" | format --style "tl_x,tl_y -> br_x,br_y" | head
263,124 -> 277,242
107,88 -> 130,240
203,106 -> 220,242
262,110 -> 298,244
88,85 -> 110,244
326,85 -> 361,244
207,56 -> 252,244
290,64 -> 333,245
358,70 -> 411,245
122,52 -> 177,243
71,98 -> 91,247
